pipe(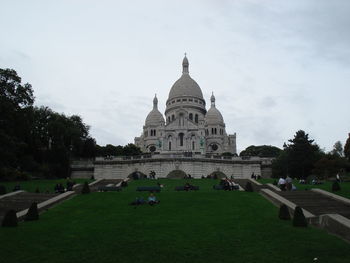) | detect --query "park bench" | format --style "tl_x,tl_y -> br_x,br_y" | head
98,186 -> 122,192
136,186 -> 161,192
175,186 -> 199,191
